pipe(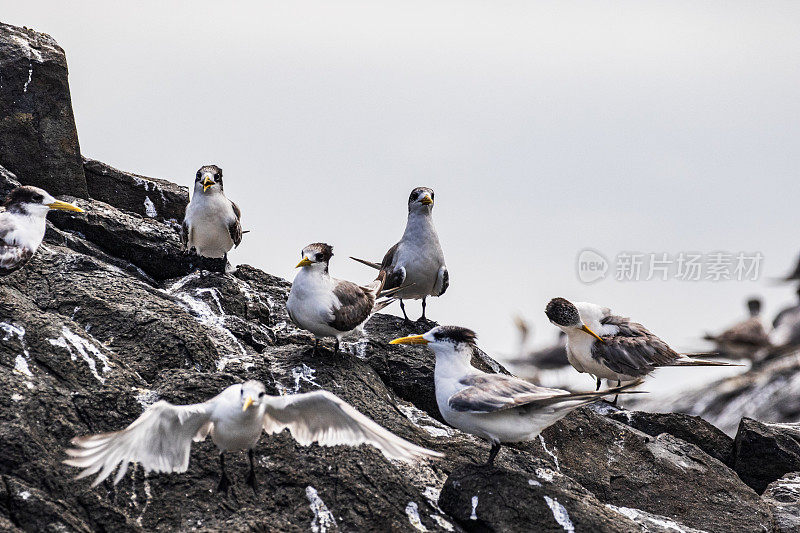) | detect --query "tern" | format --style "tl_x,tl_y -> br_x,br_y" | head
288,243 -> 395,354
181,165 -> 242,271
390,326 -> 641,465
0,186 -> 84,275
64,380 -> 442,492
351,187 -> 448,322
703,298 -> 770,359
545,297 -> 737,392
